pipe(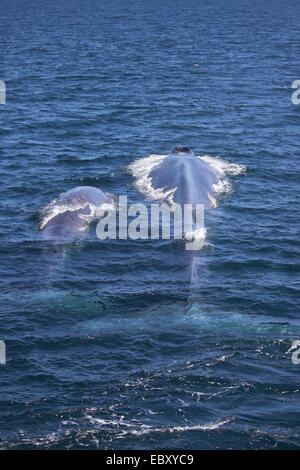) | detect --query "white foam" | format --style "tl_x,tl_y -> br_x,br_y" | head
200,155 -> 246,208
84,414 -> 232,436
184,227 -> 207,243
200,155 -> 246,177
128,154 -> 174,202
39,195 -> 115,231
184,227 -> 207,251
6,414 -> 232,449
122,417 -> 232,436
